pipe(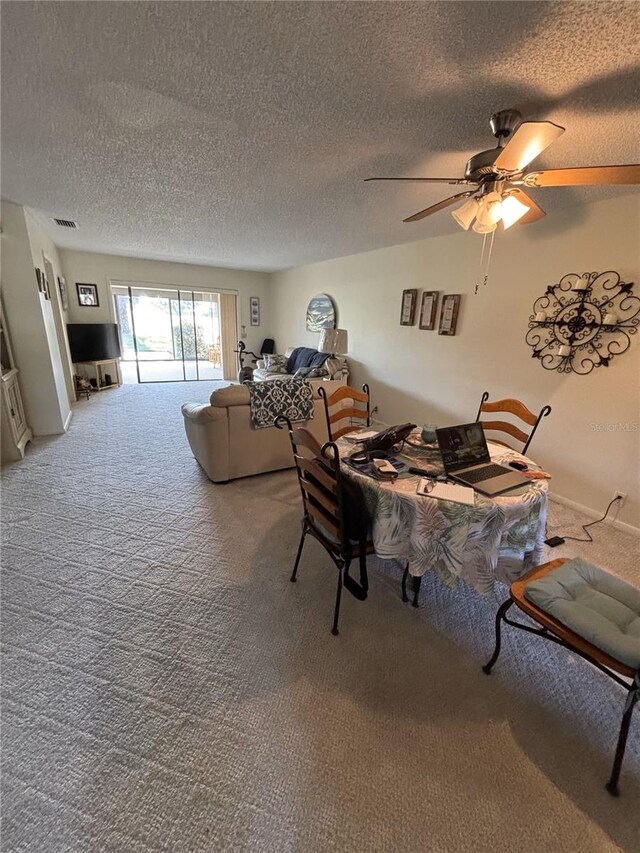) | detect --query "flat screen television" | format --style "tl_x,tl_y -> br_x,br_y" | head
67,324 -> 121,362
